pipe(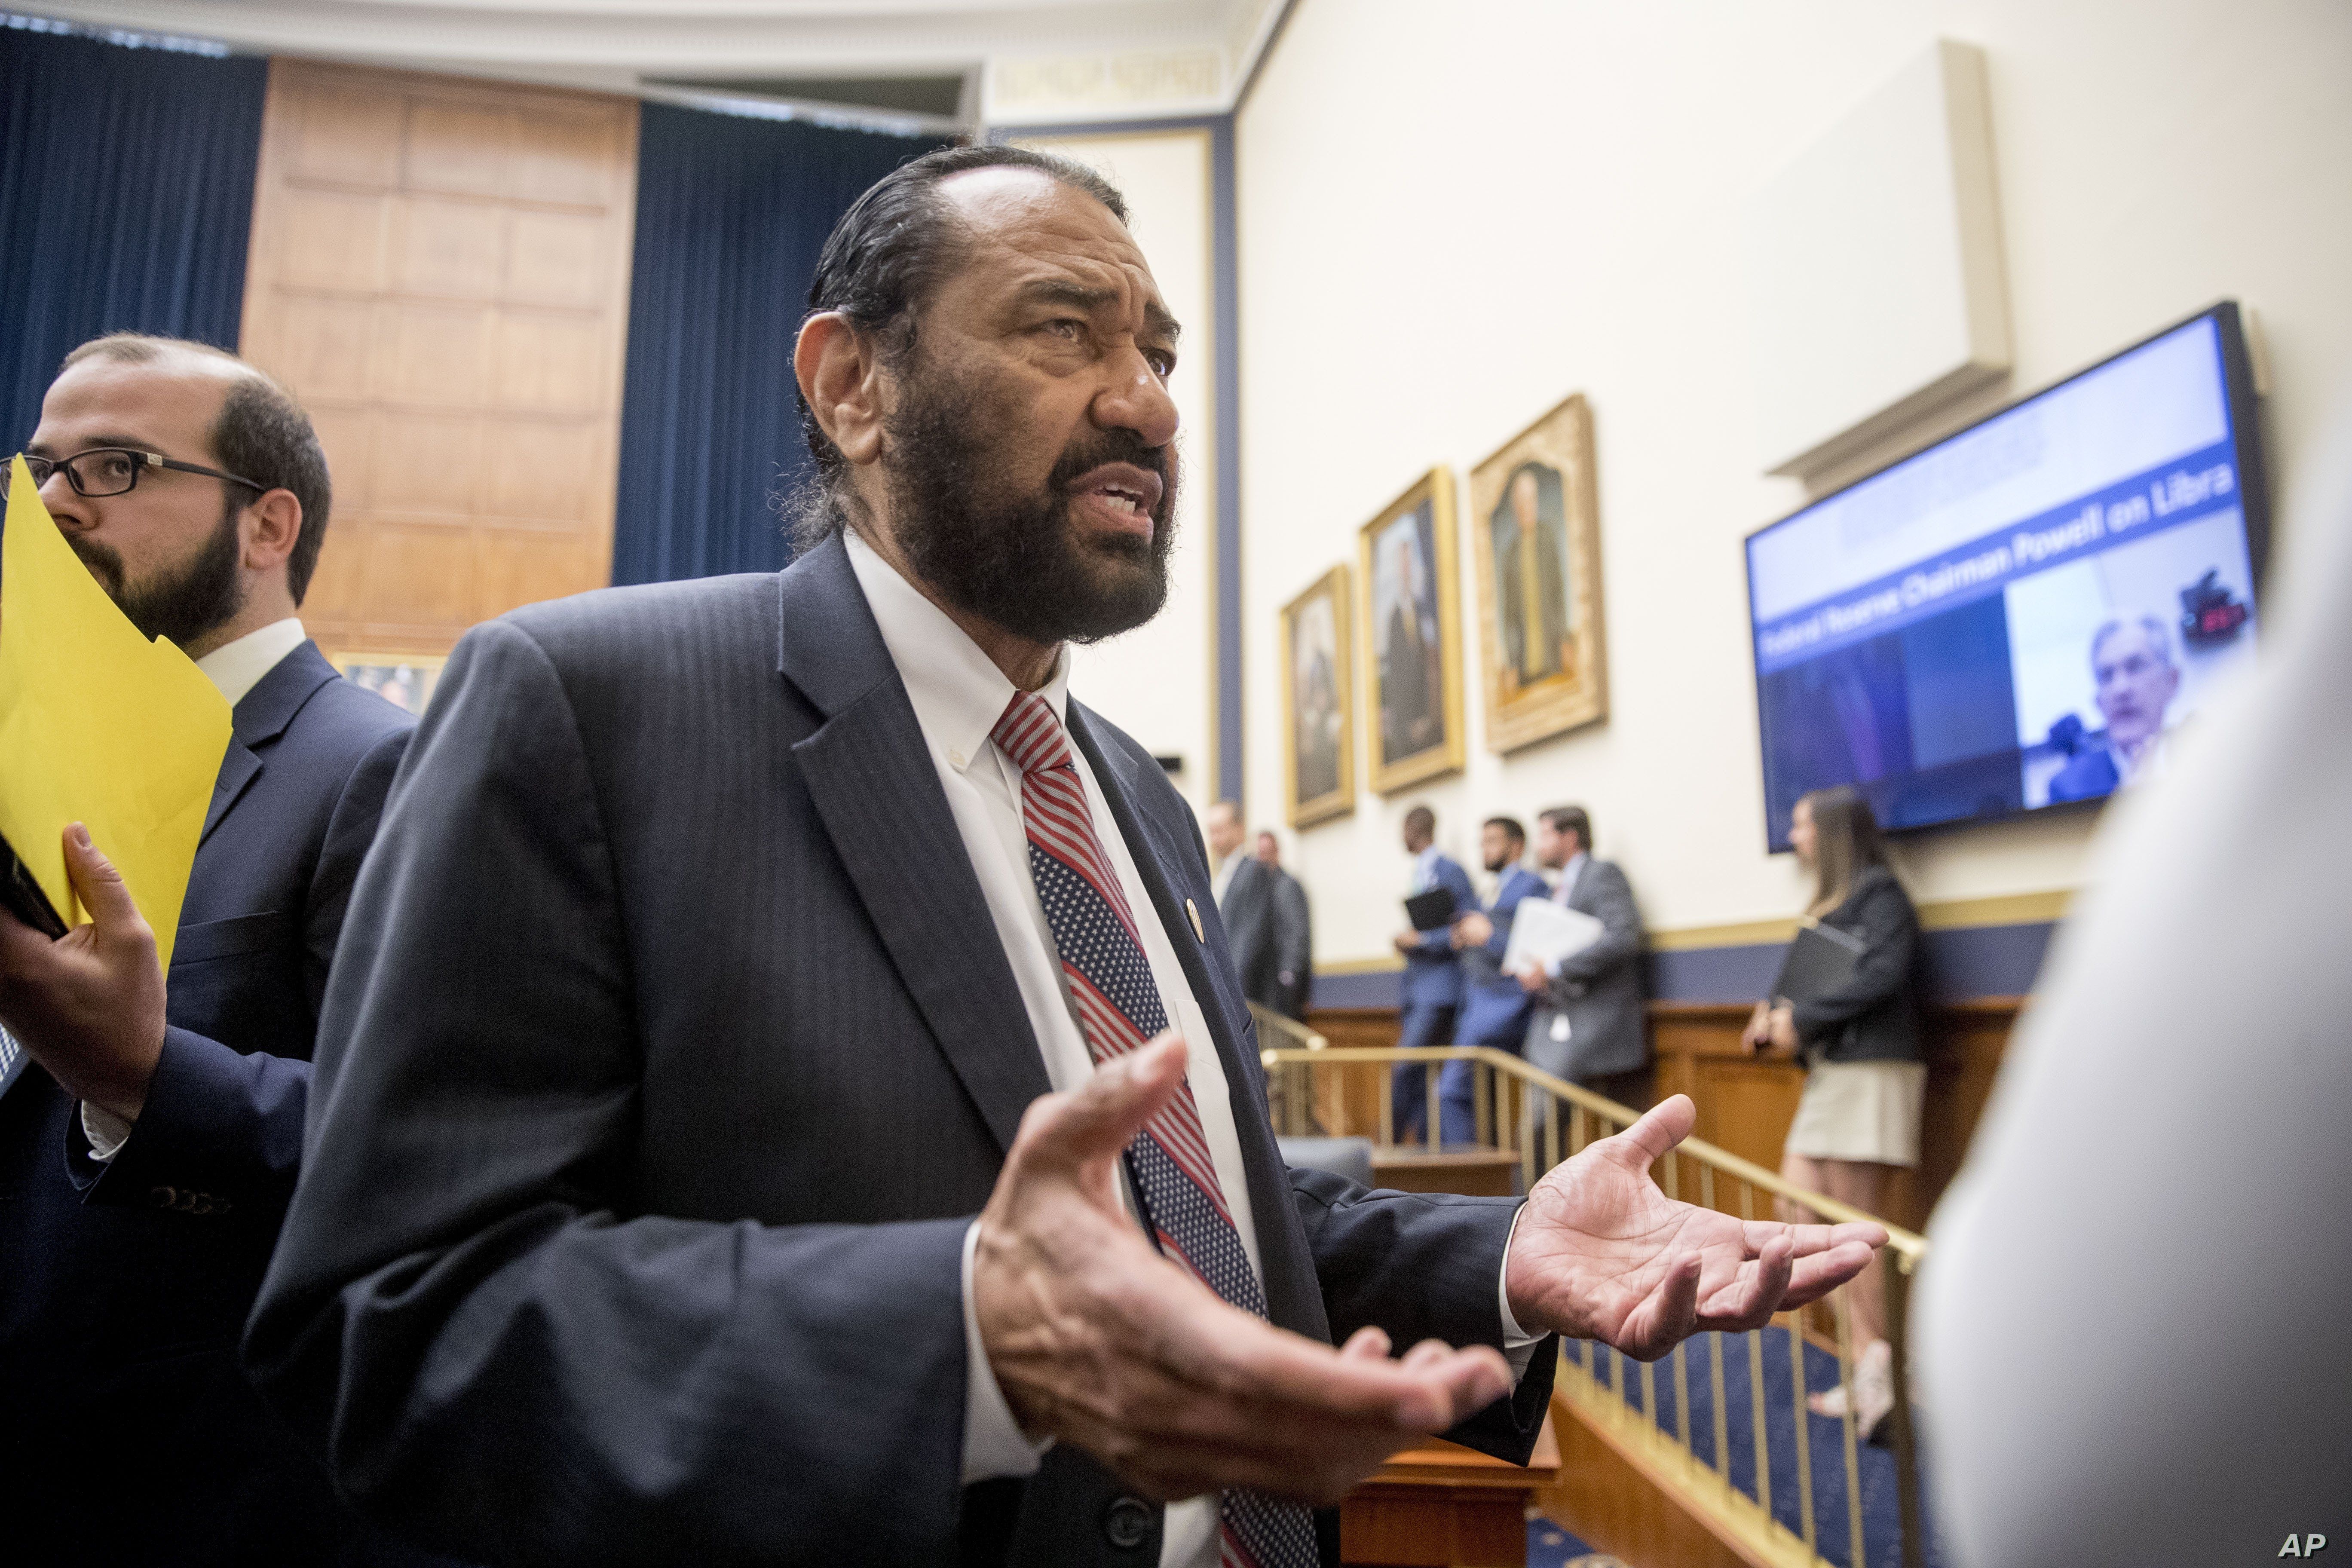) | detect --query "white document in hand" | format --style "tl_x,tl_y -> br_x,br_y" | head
1502,898 -> 1605,976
